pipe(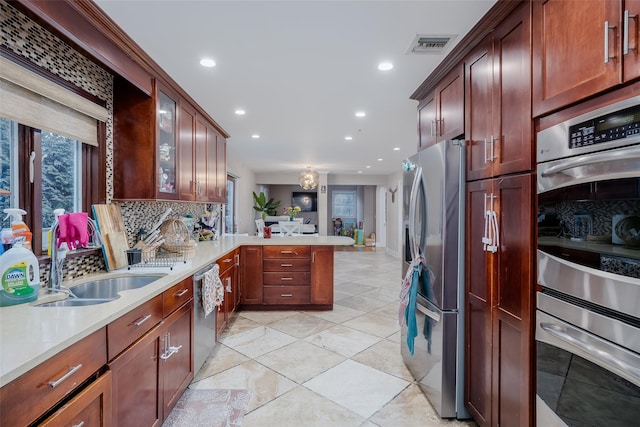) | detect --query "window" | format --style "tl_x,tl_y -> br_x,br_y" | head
0,117 -> 101,256
332,190 -> 356,218
225,175 -> 237,234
